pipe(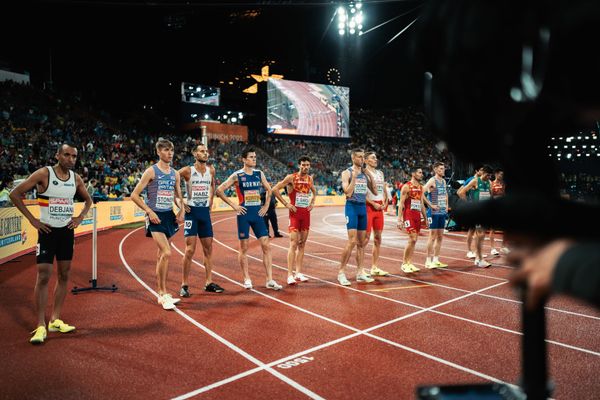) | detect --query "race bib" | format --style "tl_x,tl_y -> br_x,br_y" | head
410,199 -> 421,211
49,197 -> 74,216
191,184 -> 209,205
376,183 -> 384,195
156,189 -> 174,210
438,197 -> 448,210
295,193 -> 311,208
245,189 -> 261,206
354,179 -> 368,194
479,191 -> 491,201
